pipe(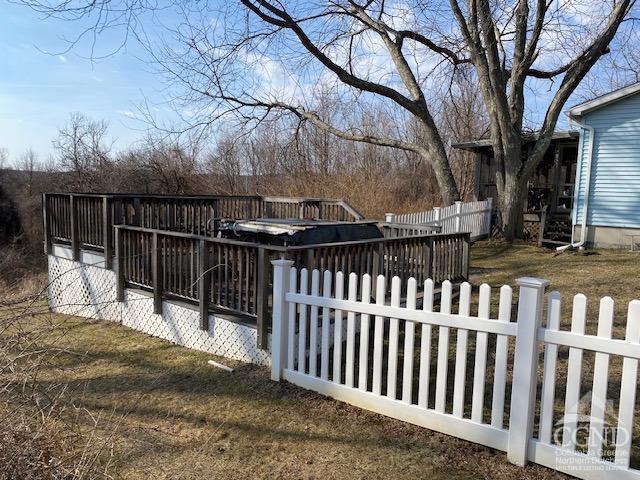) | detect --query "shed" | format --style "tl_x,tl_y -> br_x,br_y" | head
452,131 -> 579,244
